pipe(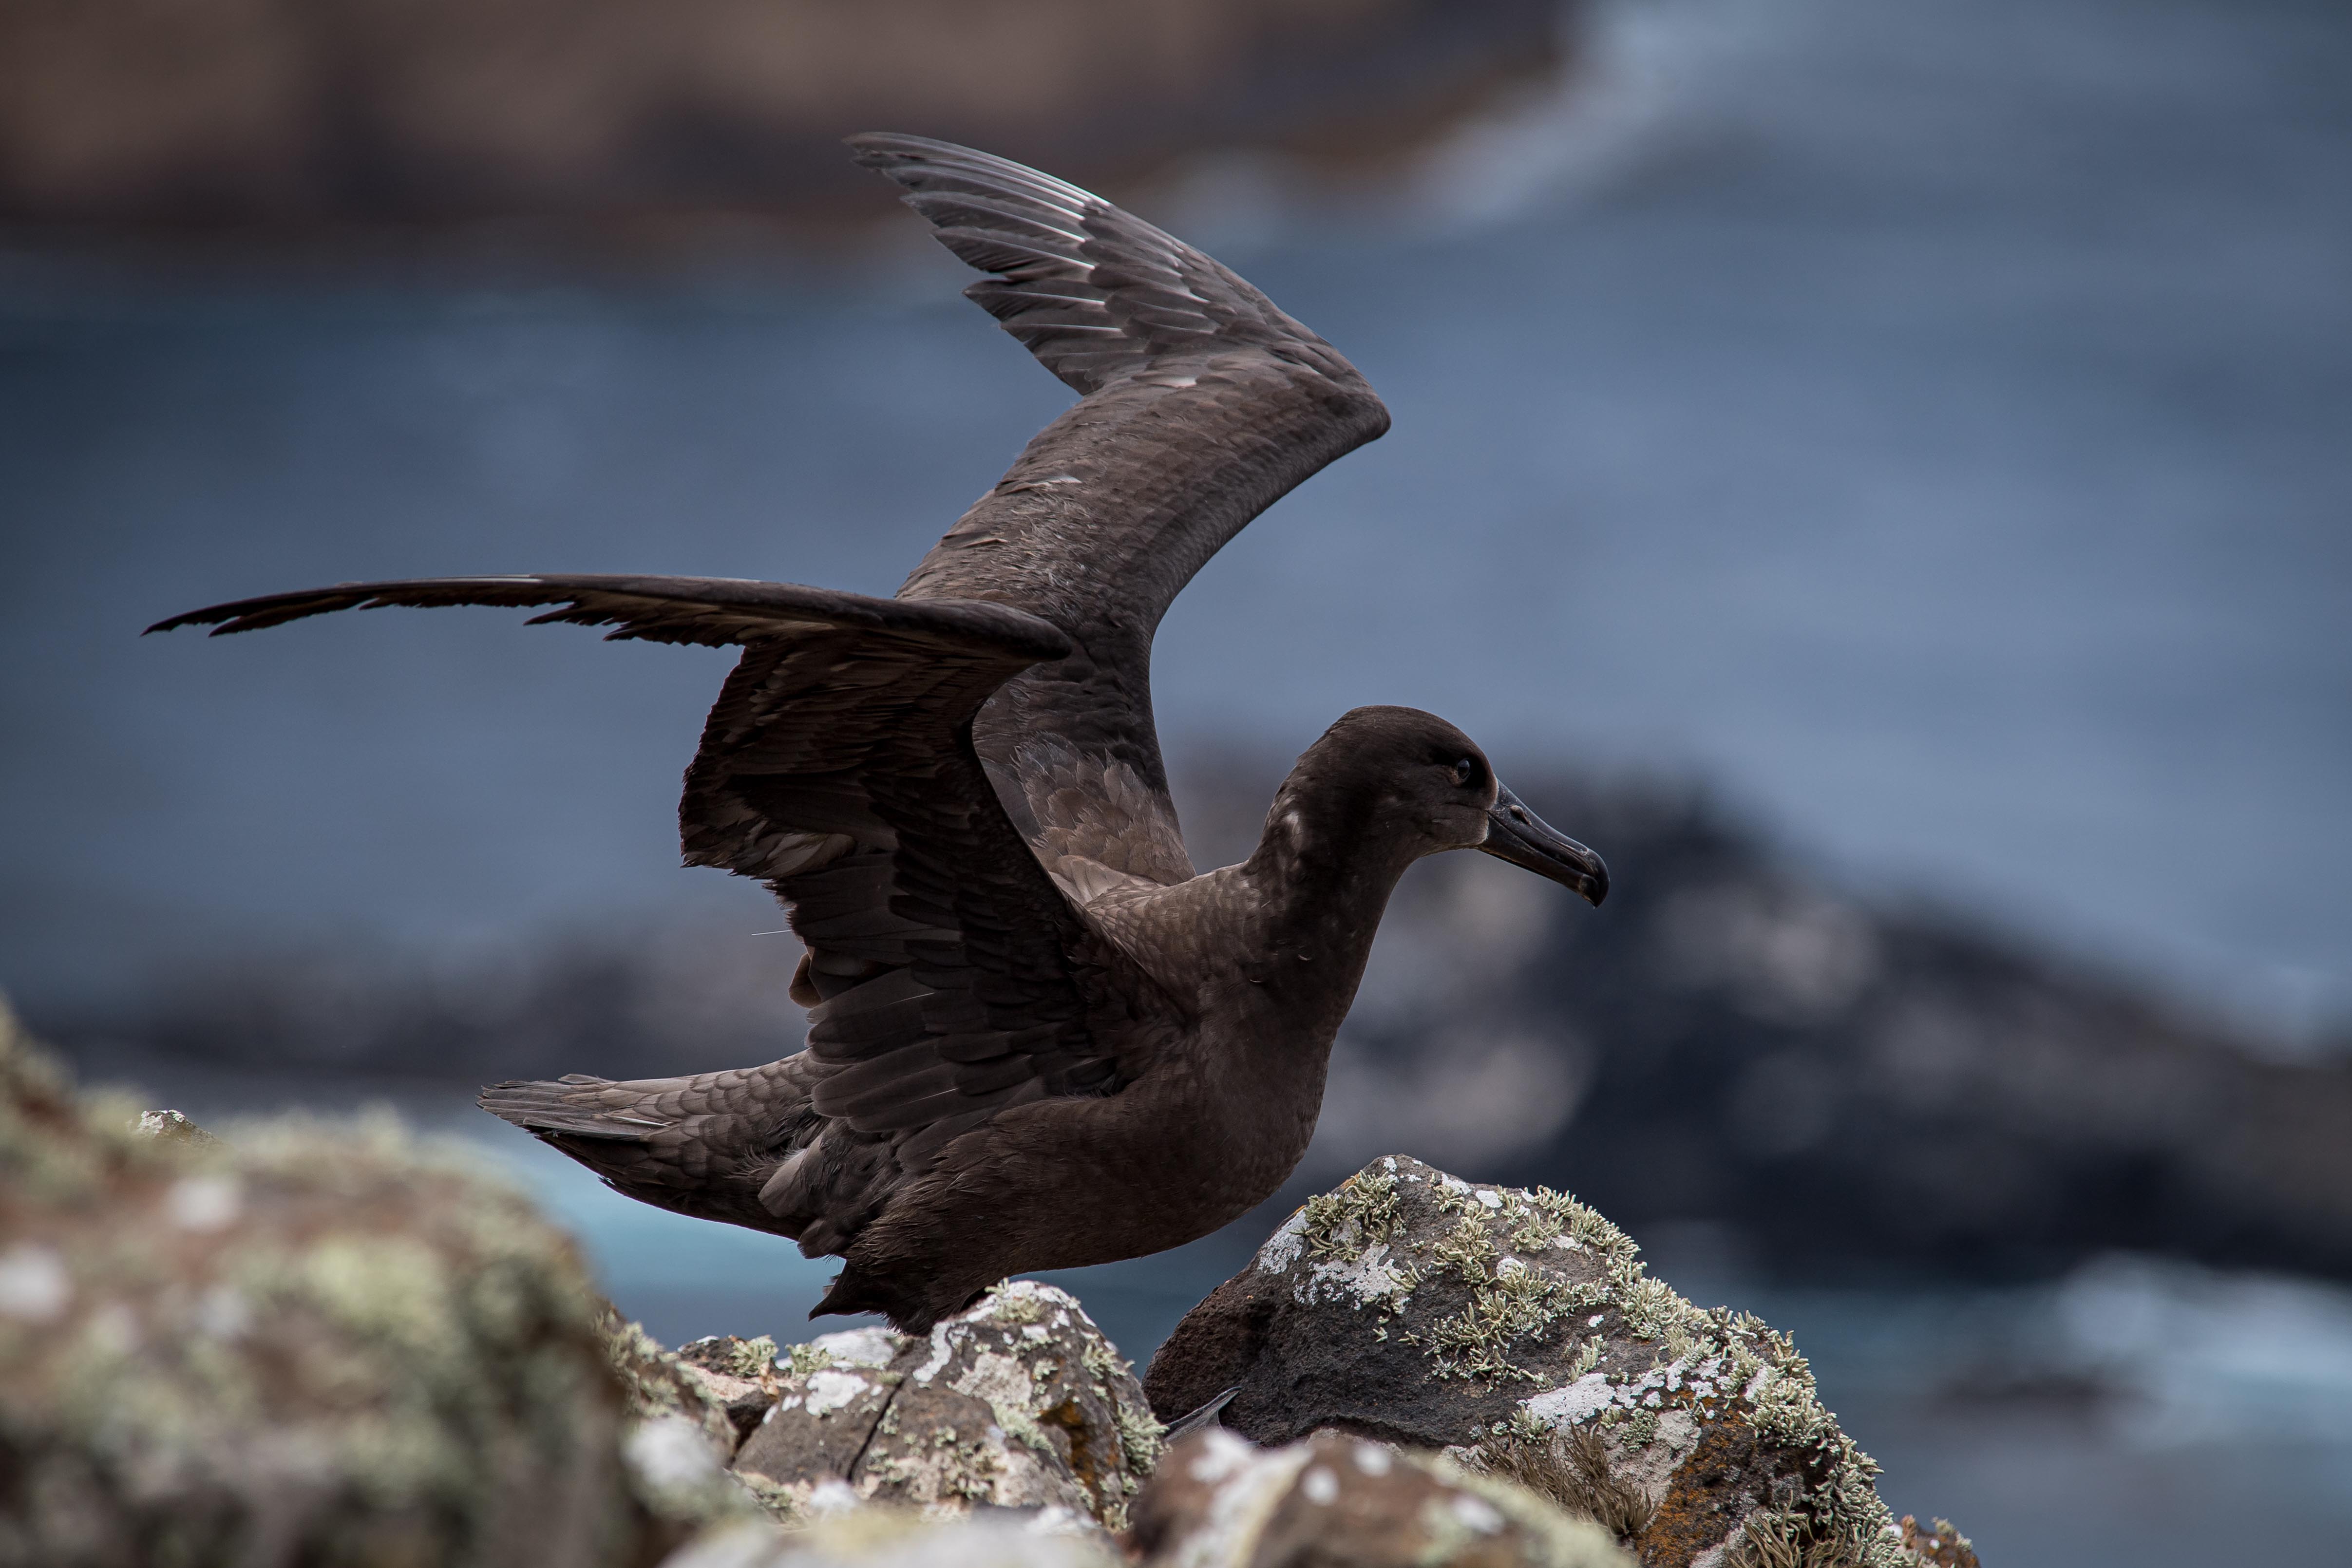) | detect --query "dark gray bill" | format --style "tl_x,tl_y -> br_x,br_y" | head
1479,783 -> 1609,906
